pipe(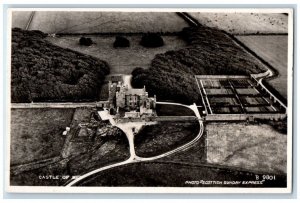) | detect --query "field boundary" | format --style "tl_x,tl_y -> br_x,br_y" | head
225,33 -> 287,105
234,33 -> 288,36
56,32 -> 182,37
146,161 -> 287,176
11,102 -> 97,108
